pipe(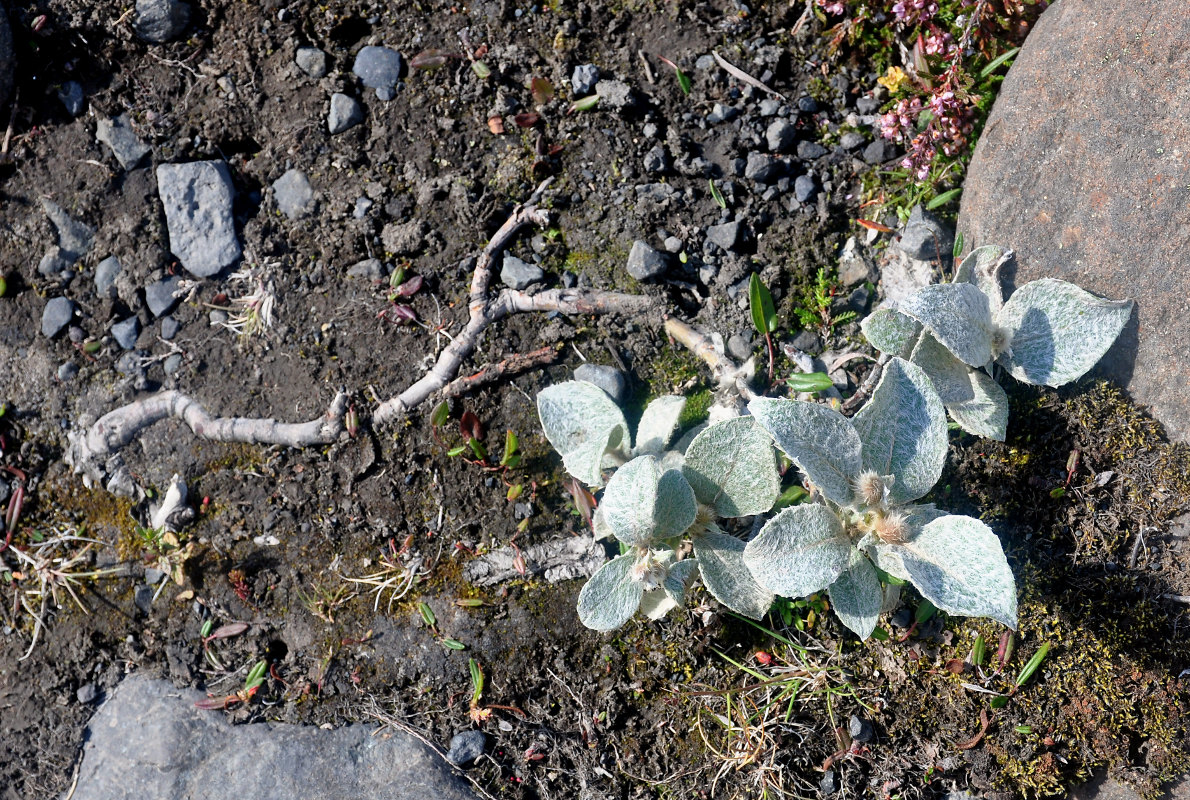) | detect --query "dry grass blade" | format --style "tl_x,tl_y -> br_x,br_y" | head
711,51 -> 786,100
340,553 -> 425,613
